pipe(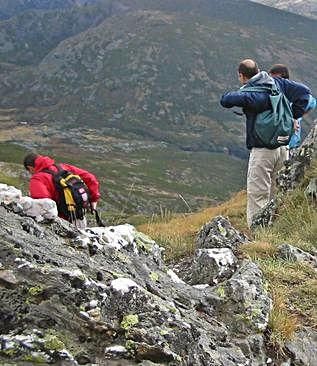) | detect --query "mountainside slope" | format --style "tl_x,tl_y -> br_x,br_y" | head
0,0 -> 102,20
1,3 -> 317,154
0,0 -> 317,214
0,0 -> 129,66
